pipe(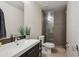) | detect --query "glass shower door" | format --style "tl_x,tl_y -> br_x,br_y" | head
46,11 -> 54,42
